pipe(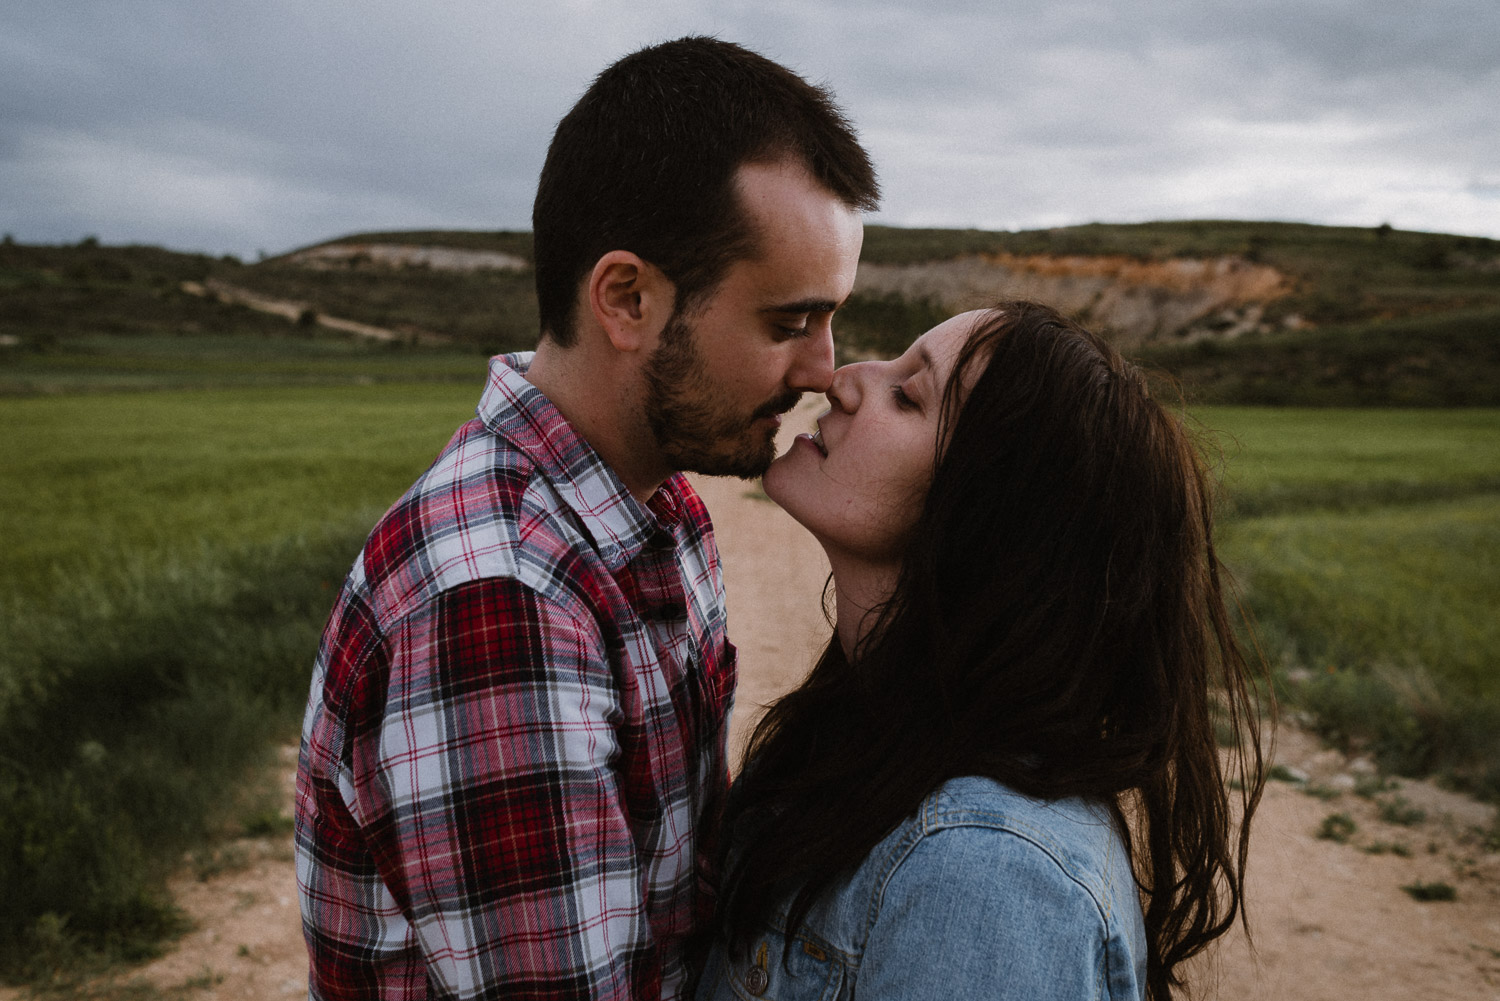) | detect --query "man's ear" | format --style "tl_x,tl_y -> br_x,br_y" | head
586,251 -> 673,353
